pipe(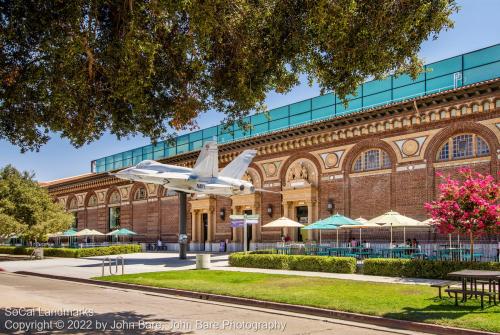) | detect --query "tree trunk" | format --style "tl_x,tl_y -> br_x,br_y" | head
469,231 -> 474,261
